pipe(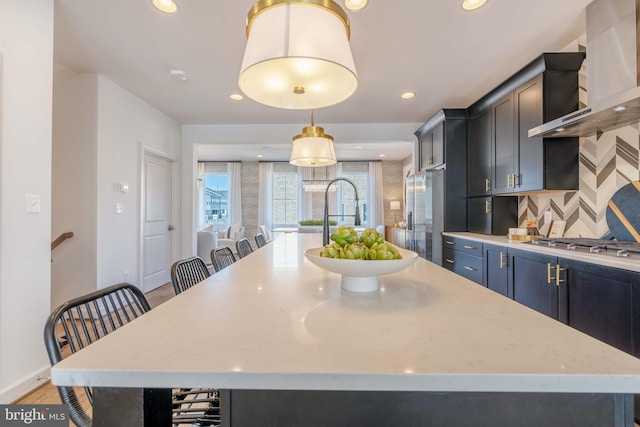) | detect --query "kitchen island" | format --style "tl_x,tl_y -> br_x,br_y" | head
51,233 -> 640,426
